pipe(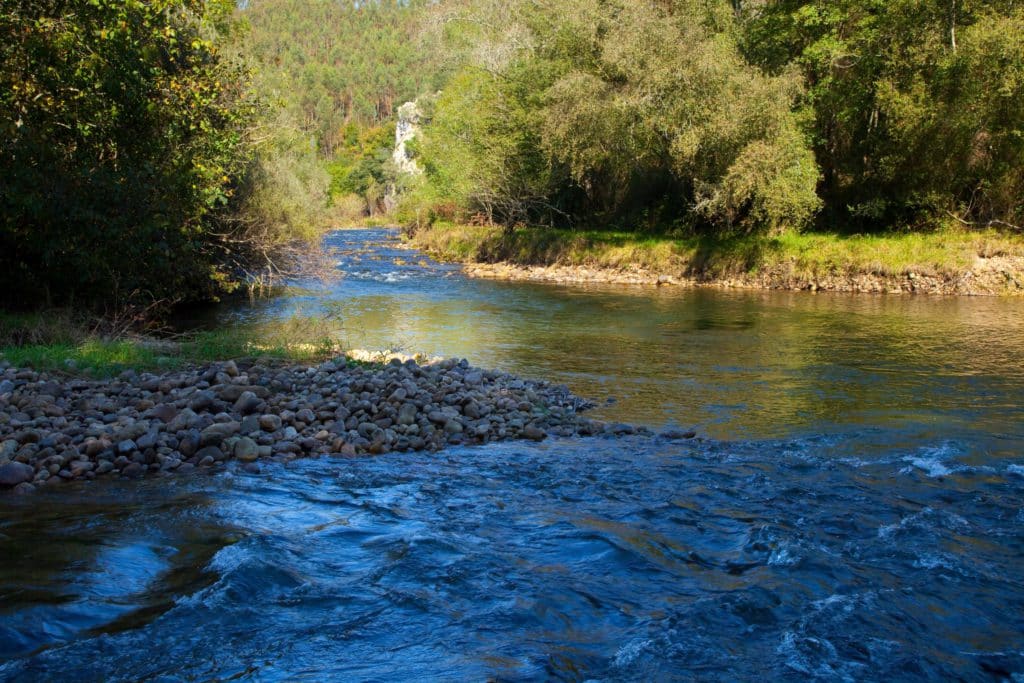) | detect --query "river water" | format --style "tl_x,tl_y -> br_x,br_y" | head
2,228 -> 1023,681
